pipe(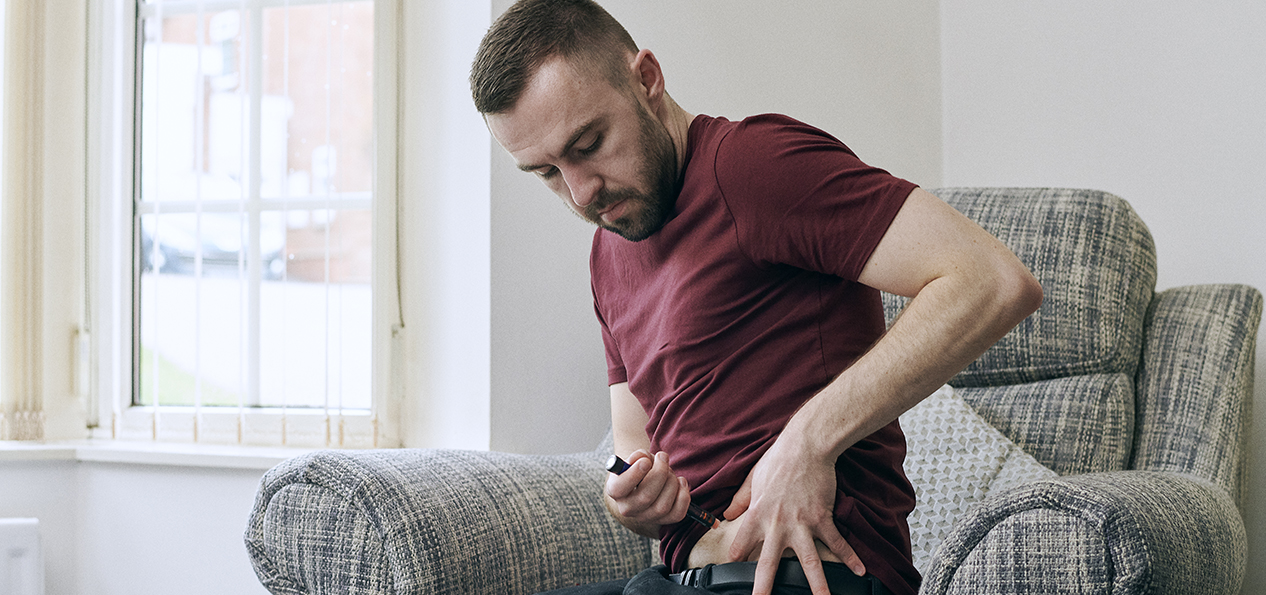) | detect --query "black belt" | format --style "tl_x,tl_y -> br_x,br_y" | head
668,559 -> 891,595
